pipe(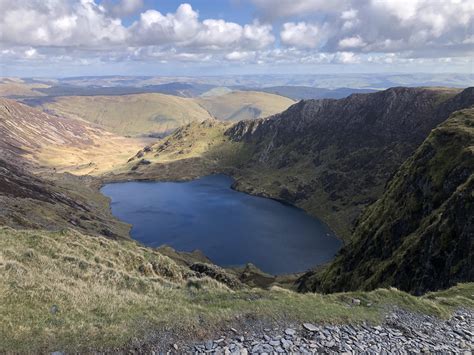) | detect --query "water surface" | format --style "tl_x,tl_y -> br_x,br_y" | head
101,175 -> 341,274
